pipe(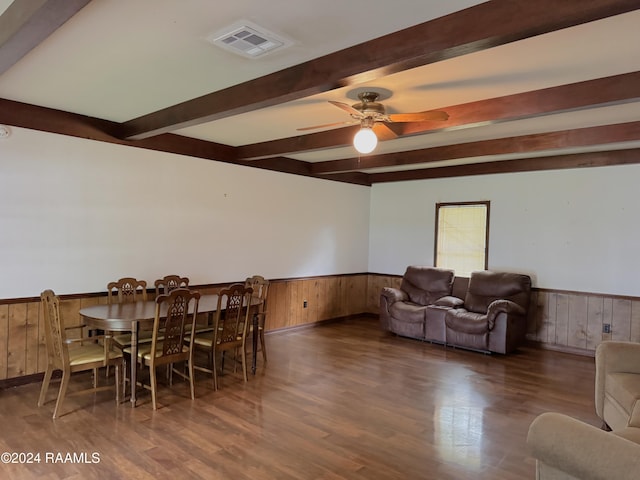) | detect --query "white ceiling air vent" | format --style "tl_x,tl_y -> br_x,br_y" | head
207,21 -> 292,59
